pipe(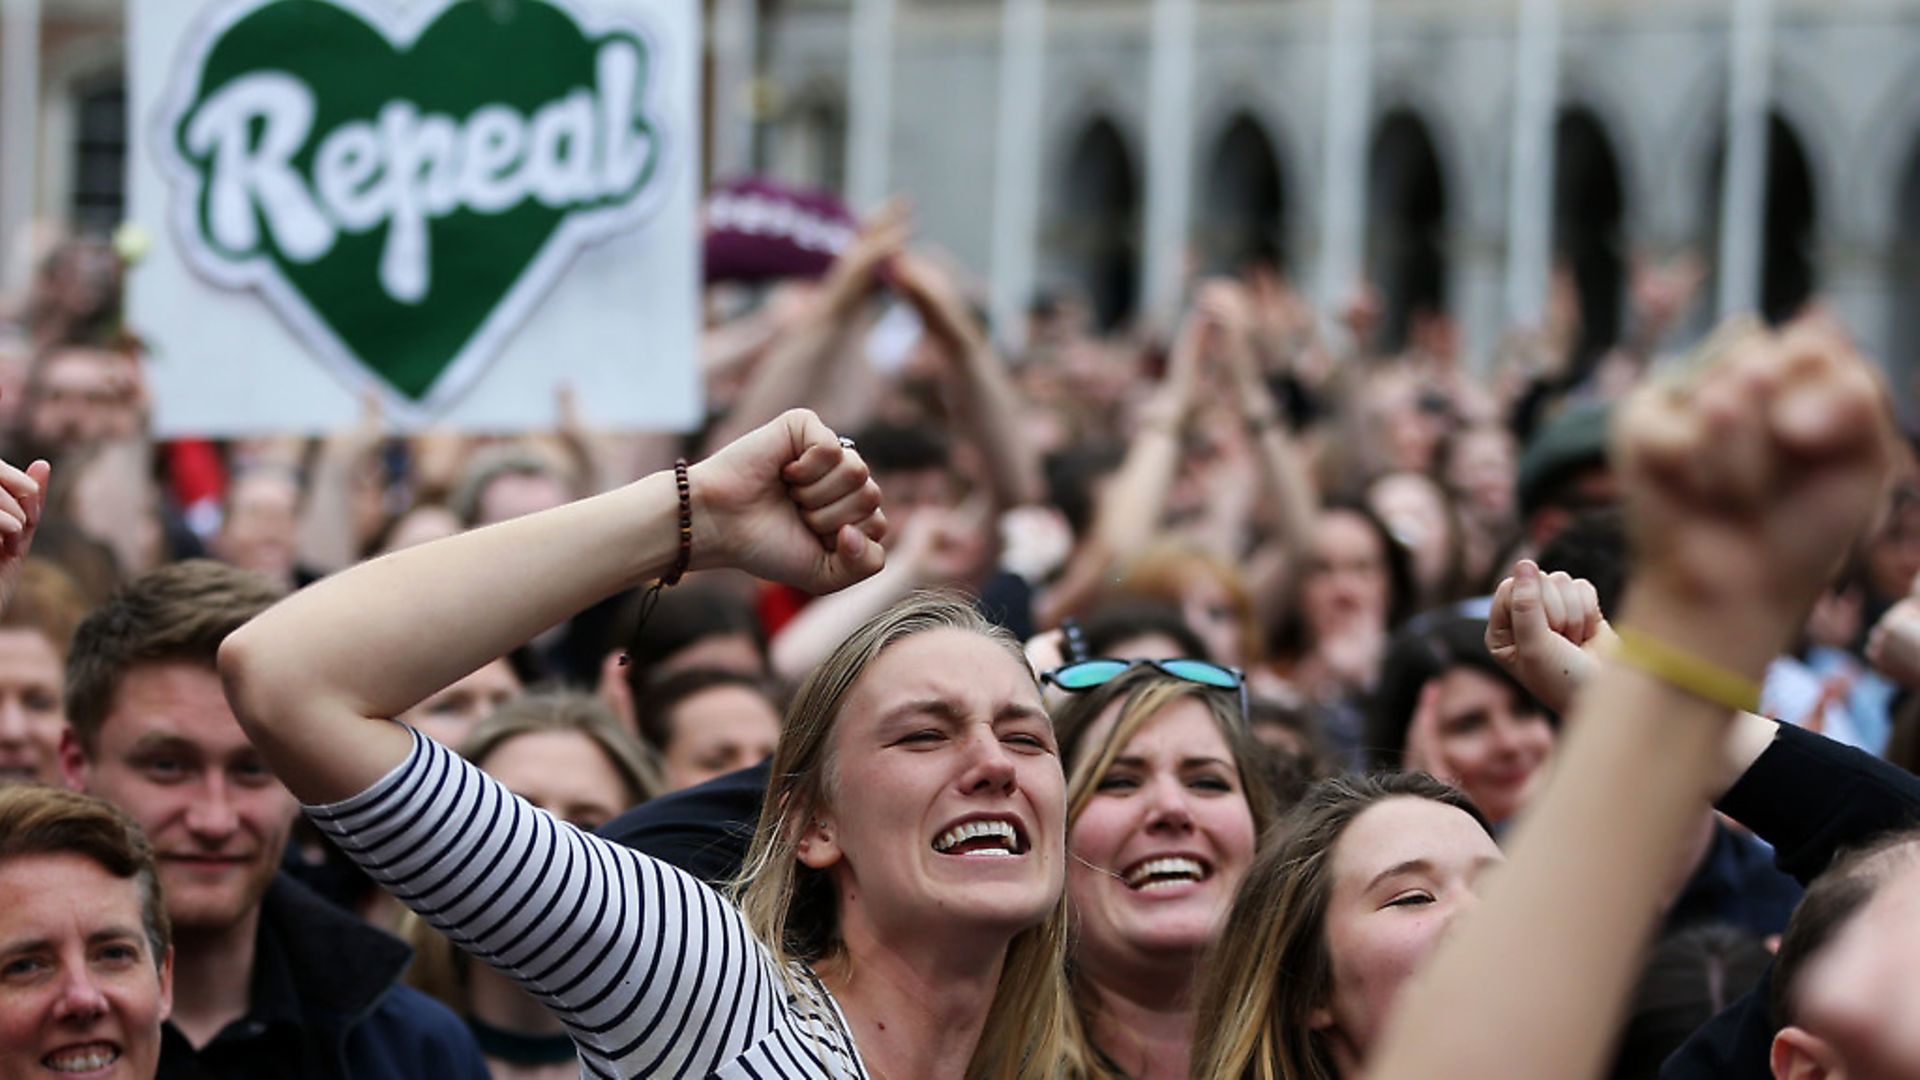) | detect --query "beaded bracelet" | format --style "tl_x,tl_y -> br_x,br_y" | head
618,458 -> 692,667
663,458 -> 692,586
